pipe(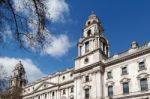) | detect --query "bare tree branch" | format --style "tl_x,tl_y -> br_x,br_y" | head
0,0 -> 51,51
